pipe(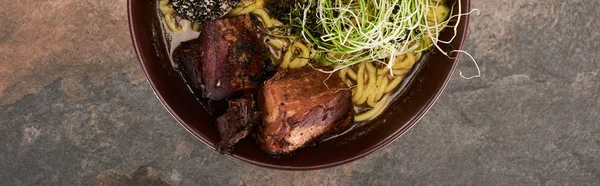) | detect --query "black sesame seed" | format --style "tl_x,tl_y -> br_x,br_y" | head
170,0 -> 241,23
